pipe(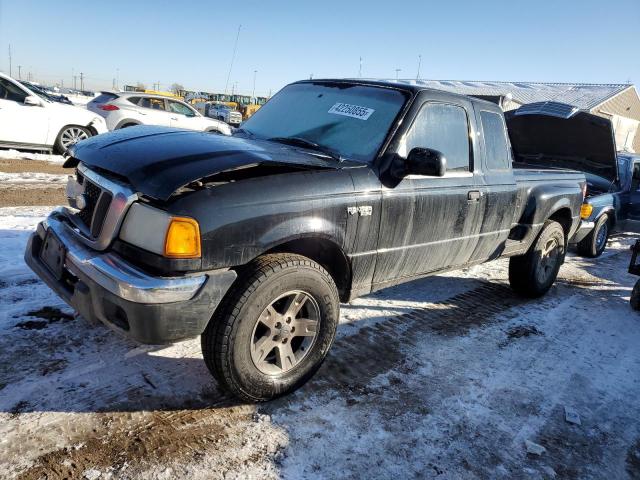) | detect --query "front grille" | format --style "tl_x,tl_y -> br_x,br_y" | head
76,178 -> 112,237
